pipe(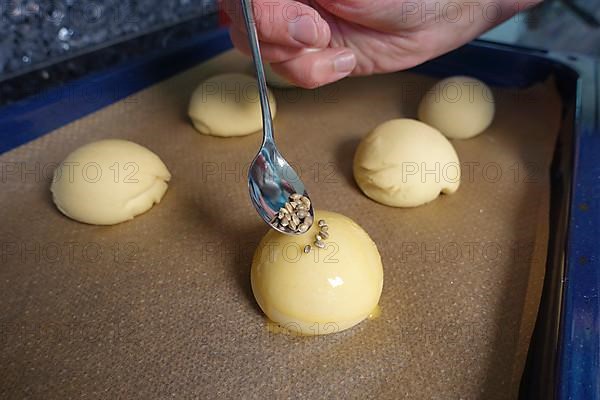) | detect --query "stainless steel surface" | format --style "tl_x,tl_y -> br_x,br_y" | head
240,0 -> 314,234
